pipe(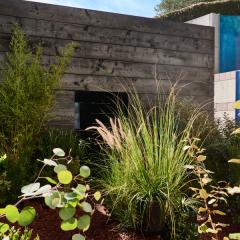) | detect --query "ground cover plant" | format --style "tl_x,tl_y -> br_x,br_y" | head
0,226 -> 40,240
87,87 -> 201,238
0,149 -> 101,240
0,26 -> 76,203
